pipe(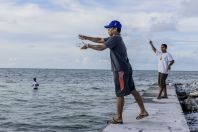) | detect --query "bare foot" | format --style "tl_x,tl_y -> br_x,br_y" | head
113,115 -> 122,122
